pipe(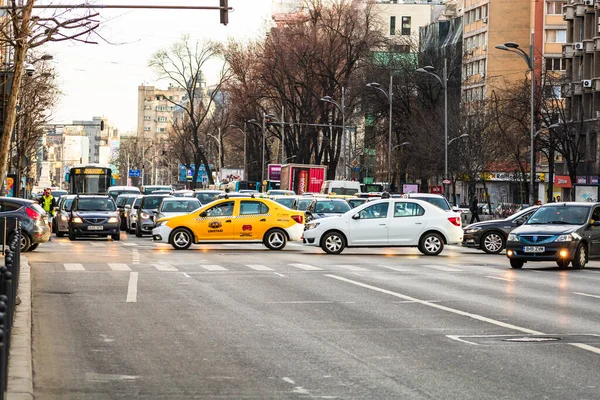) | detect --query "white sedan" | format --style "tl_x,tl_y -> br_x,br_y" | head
302,198 -> 463,255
